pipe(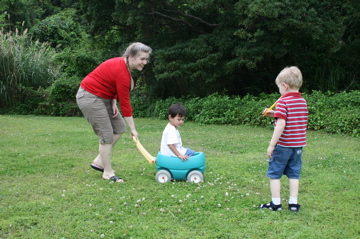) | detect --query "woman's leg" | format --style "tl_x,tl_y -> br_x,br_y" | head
93,133 -> 122,169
